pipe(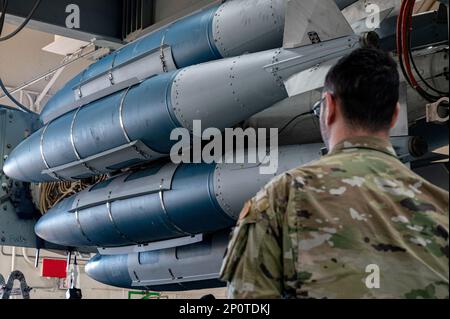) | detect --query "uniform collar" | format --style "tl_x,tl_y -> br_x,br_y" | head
329,136 -> 398,158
